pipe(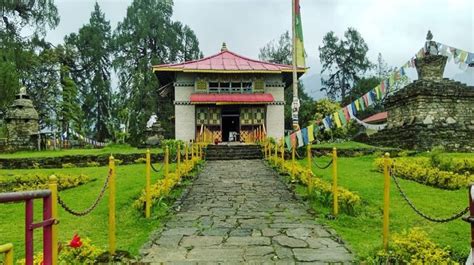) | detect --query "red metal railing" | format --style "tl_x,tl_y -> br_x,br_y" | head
0,190 -> 55,265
